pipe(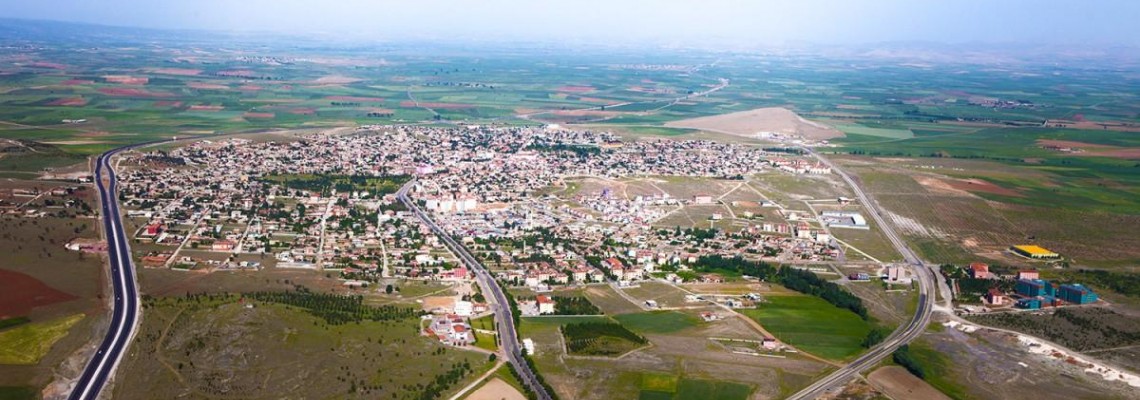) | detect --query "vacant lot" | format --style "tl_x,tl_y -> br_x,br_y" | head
967,307 -> 1140,352
868,366 -> 950,400
614,311 -> 700,335
114,296 -> 488,399
740,294 -> 872,360
665,107 -> 843,140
